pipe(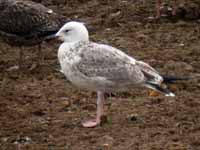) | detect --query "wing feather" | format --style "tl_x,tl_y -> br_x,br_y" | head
0,0 -> 64,36
76,42 -> 145,85
136,61 -> 163,84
